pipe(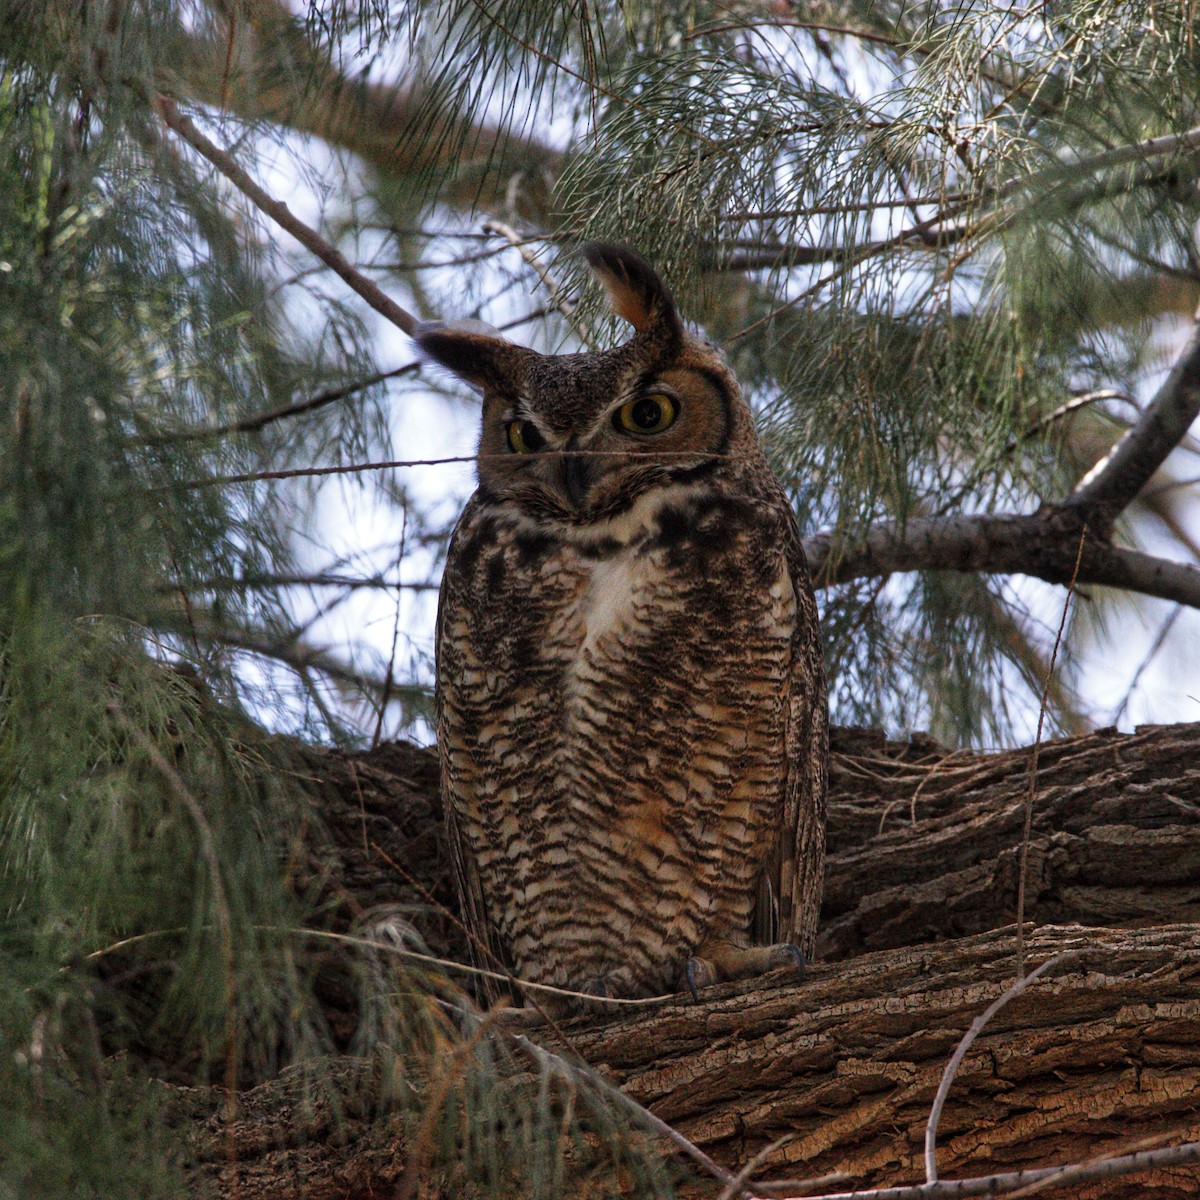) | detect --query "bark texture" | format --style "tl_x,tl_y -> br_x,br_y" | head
177,723 -> 1200,1198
